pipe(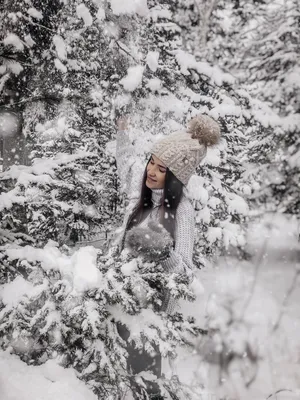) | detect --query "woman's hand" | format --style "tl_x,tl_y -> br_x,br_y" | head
116,116 -> 129,131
